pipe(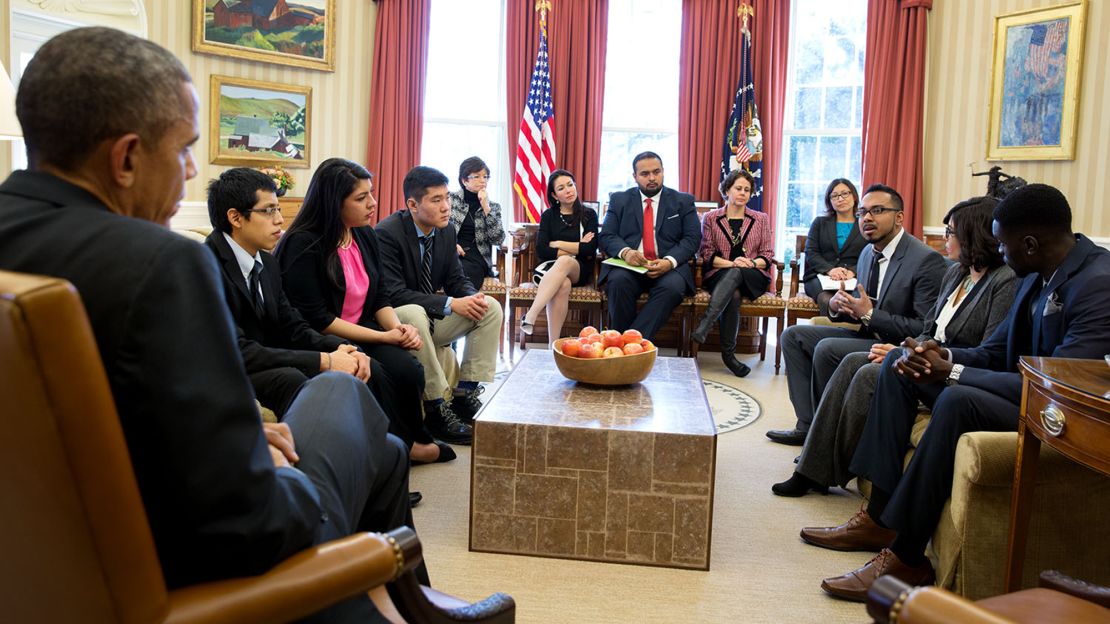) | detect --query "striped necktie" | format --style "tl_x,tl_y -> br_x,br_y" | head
420,237 -> 435,294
